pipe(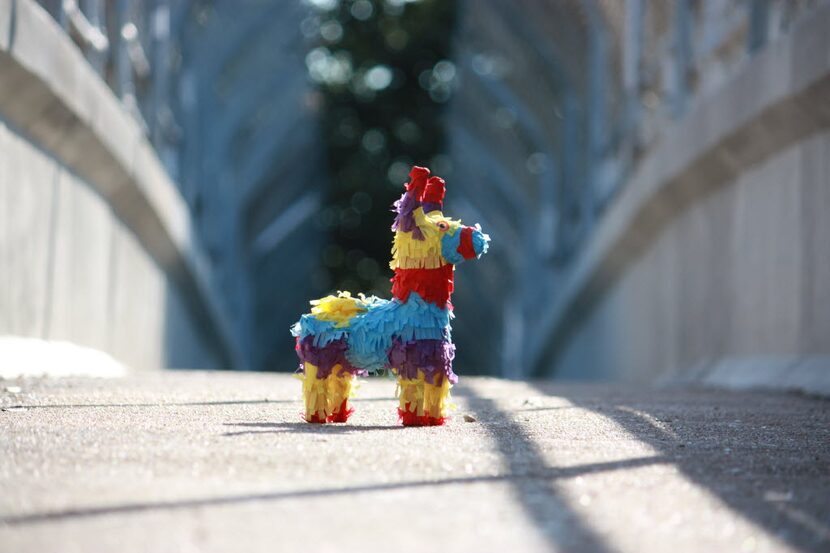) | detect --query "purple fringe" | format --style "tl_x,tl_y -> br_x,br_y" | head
391,192 -> 425,240
296,336 -> 366,379
387,338 -> 457,384
421,202 -> 442,213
